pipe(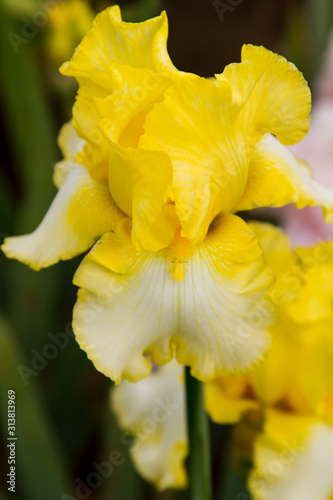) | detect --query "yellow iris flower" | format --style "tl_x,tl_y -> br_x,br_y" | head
112,225 -> 333,496
3,6 -> 333,383
206,223 -> 333,500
